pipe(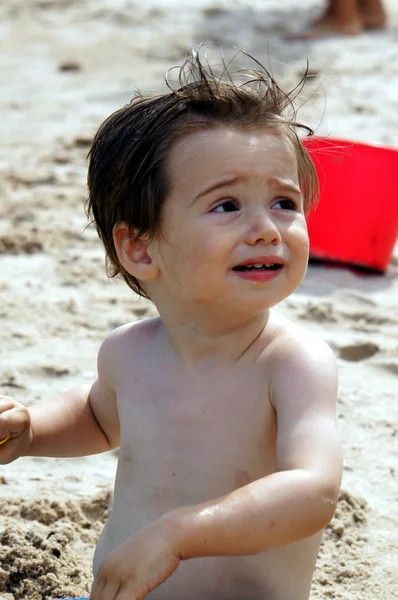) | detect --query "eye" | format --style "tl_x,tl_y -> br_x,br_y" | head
272,198 -> 299,211
211,199 -> 239,213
